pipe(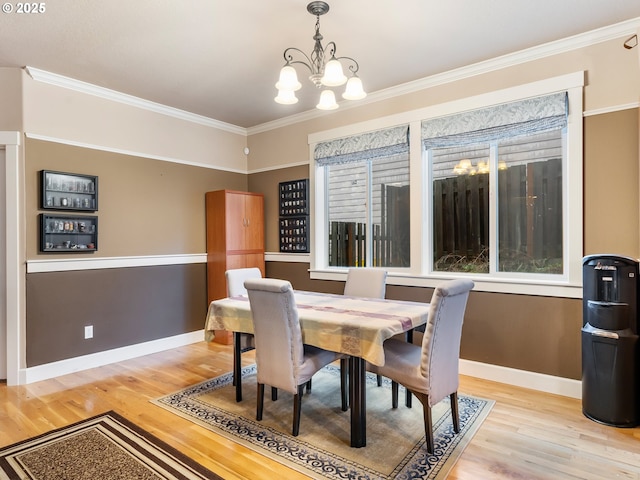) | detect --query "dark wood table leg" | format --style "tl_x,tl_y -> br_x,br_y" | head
233,332 -> 242,402
349,356 -> 366,448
